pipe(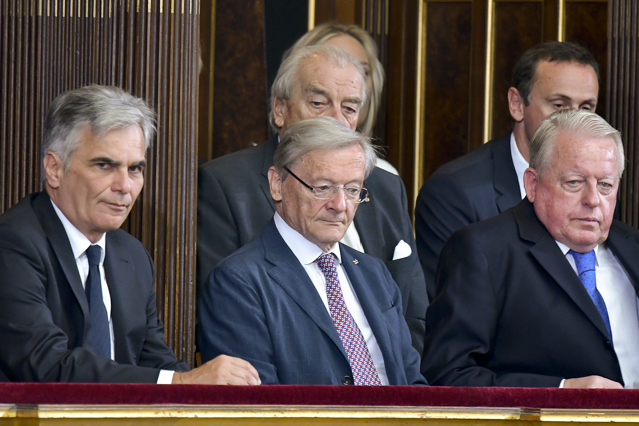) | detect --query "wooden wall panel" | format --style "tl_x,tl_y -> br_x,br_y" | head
564,1 -> 609,119
385,0 -> 420,210
209,0 -> 268,160
491,2 -> 543,140
421,2 -> 473,178
314,0 -> 360,25
0,0 -> 200,367
607,0 -> 639,226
